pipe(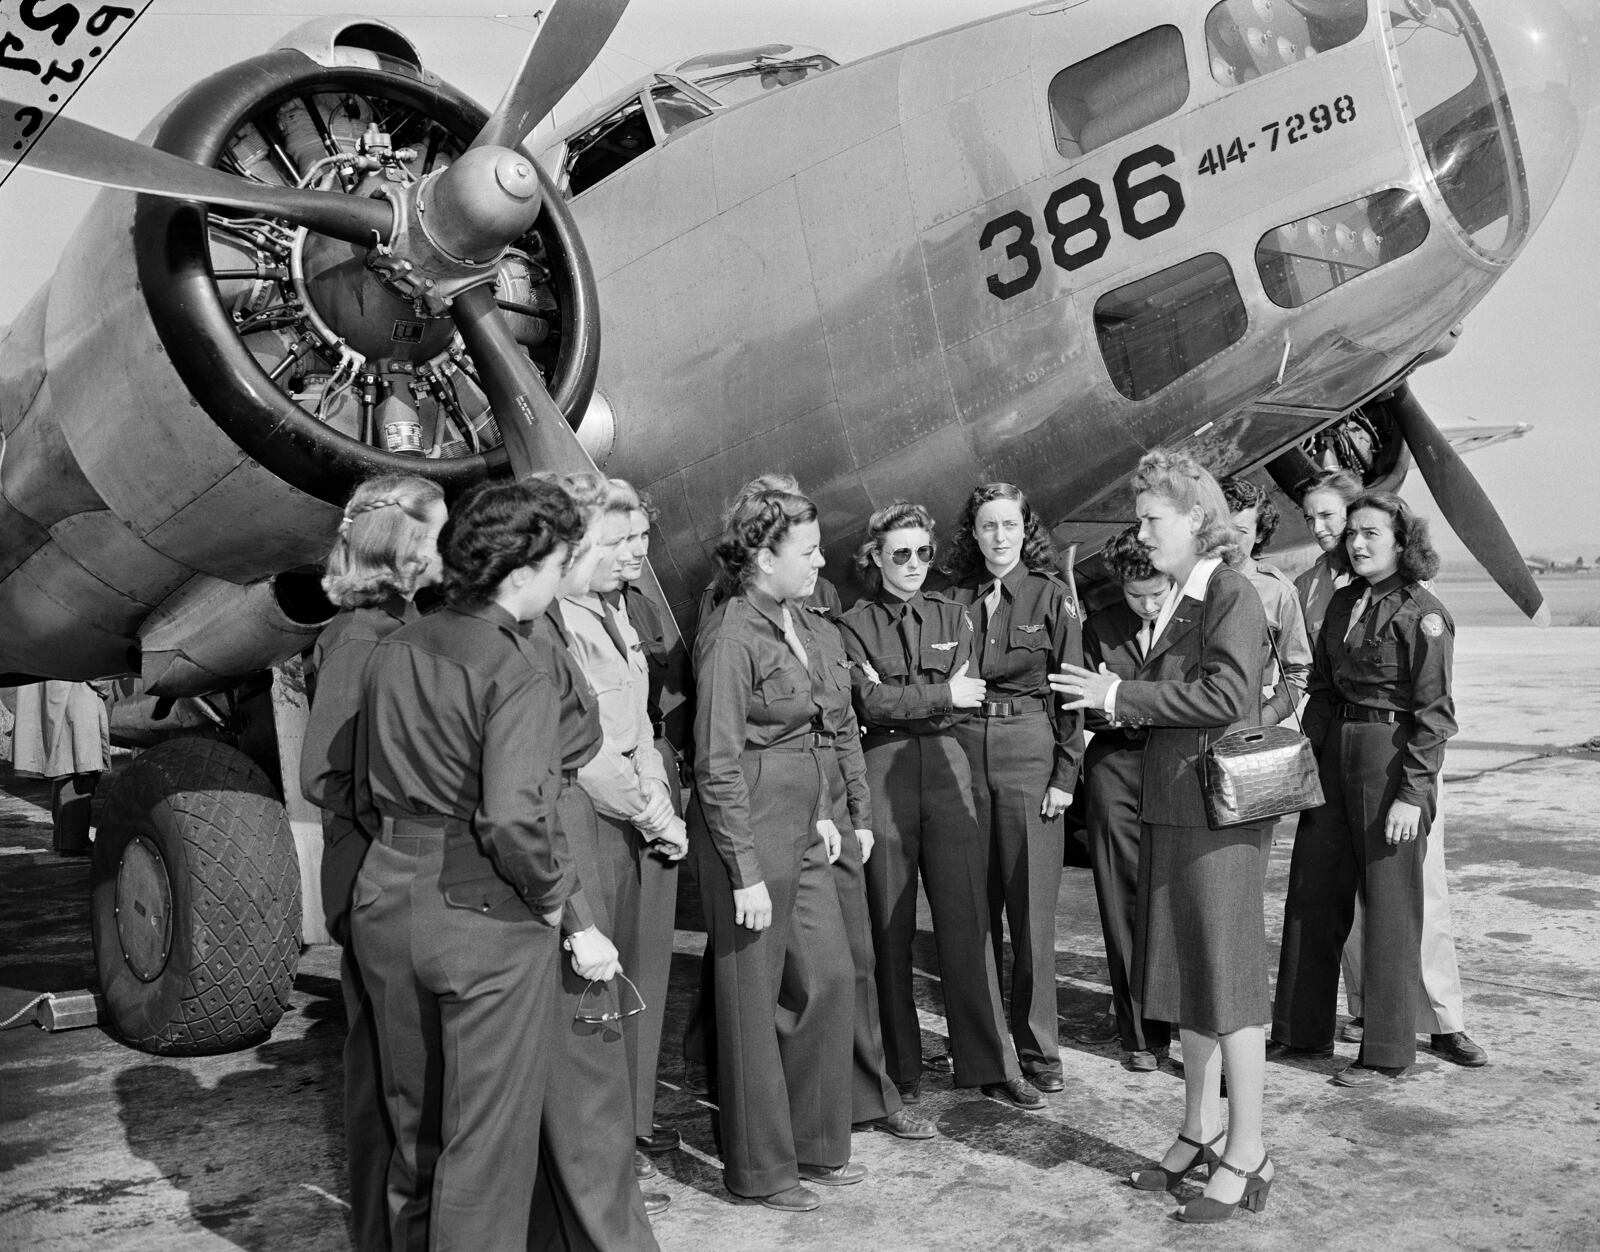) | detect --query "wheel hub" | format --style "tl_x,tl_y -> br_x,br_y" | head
115,836 -> 174,983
